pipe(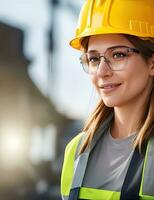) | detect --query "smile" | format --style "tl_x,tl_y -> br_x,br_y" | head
99,83 -> 122,92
